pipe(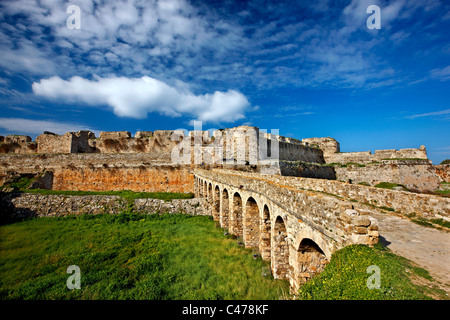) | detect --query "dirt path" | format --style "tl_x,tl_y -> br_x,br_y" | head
370,211 -> 450,296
